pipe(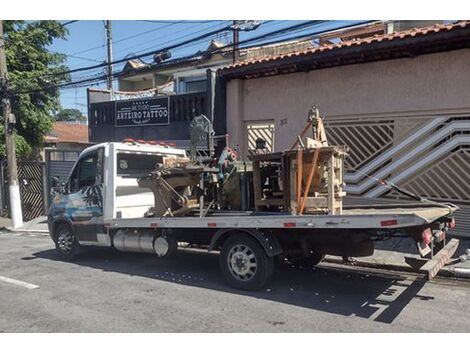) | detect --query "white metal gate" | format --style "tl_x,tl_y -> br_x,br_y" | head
325,115 -> 470,237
